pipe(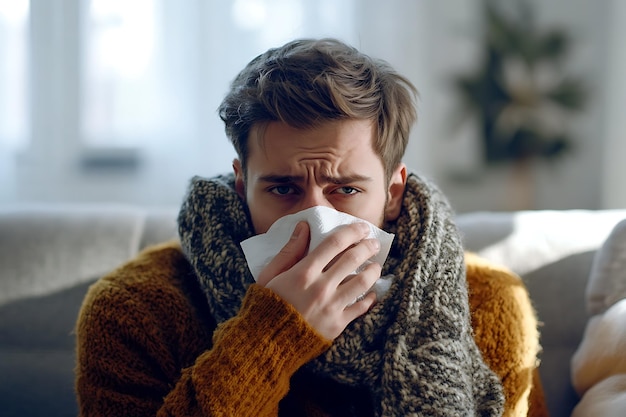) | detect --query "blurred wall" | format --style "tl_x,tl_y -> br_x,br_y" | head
602,0 -> 626,209
358,0 -> 618,213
